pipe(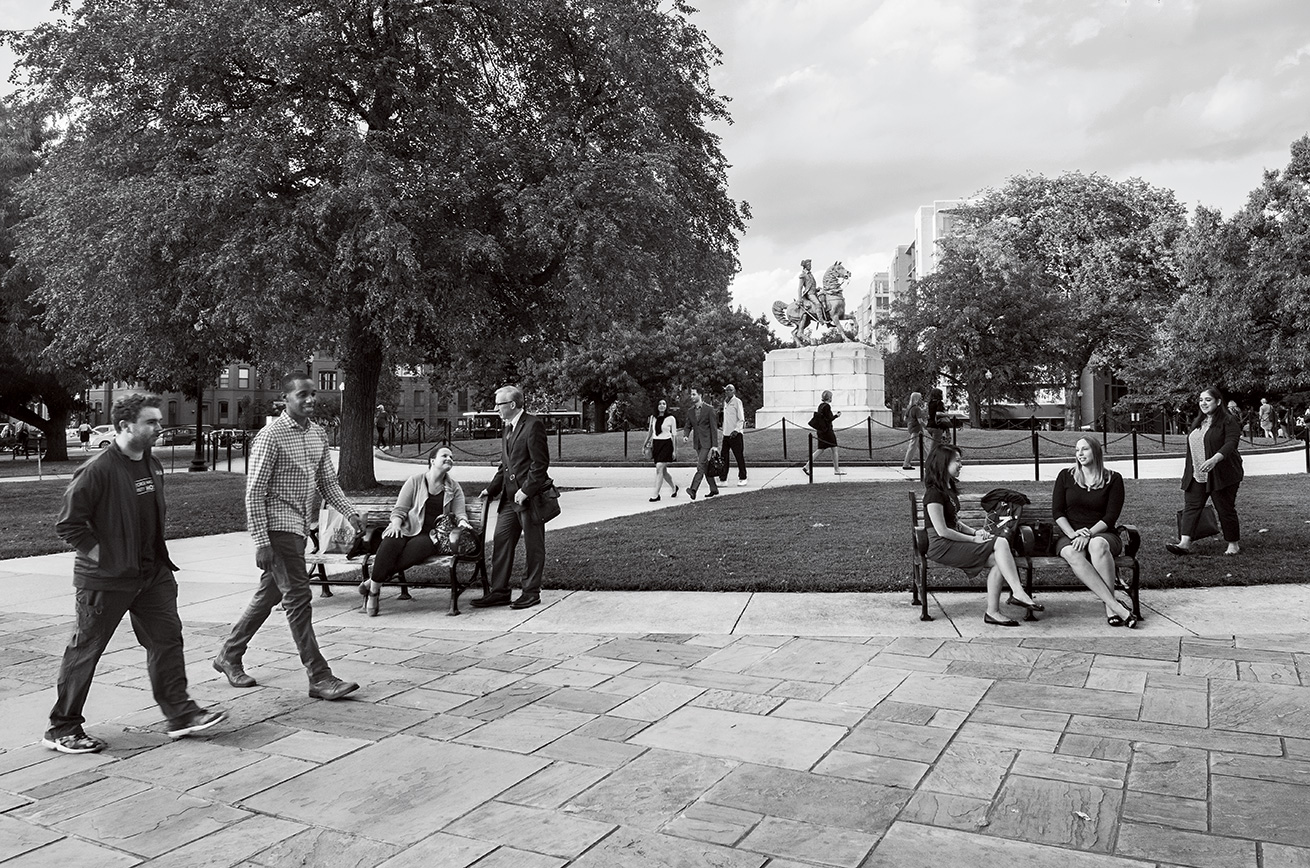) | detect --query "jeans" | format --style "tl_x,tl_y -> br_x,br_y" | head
718,432 -> 747,482
220,531 -> 332,683
690,446 -> 720,495
49,570 -> 200,736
